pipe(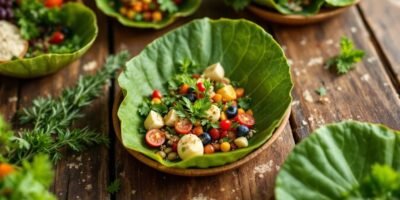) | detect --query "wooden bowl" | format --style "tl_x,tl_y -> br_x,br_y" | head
112,87 -> 291,176
247,0 -> 360,25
